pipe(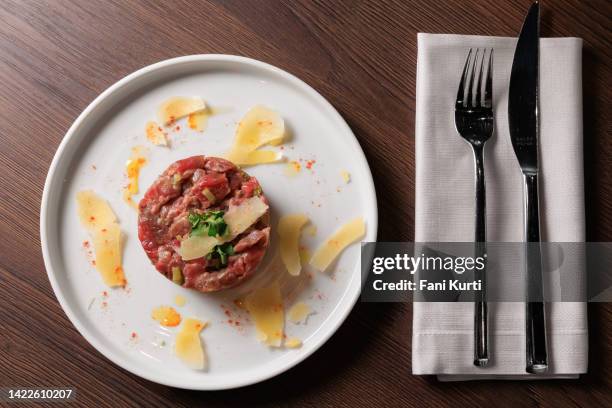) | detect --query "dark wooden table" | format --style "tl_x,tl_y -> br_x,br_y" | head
1,0 -> 610,406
